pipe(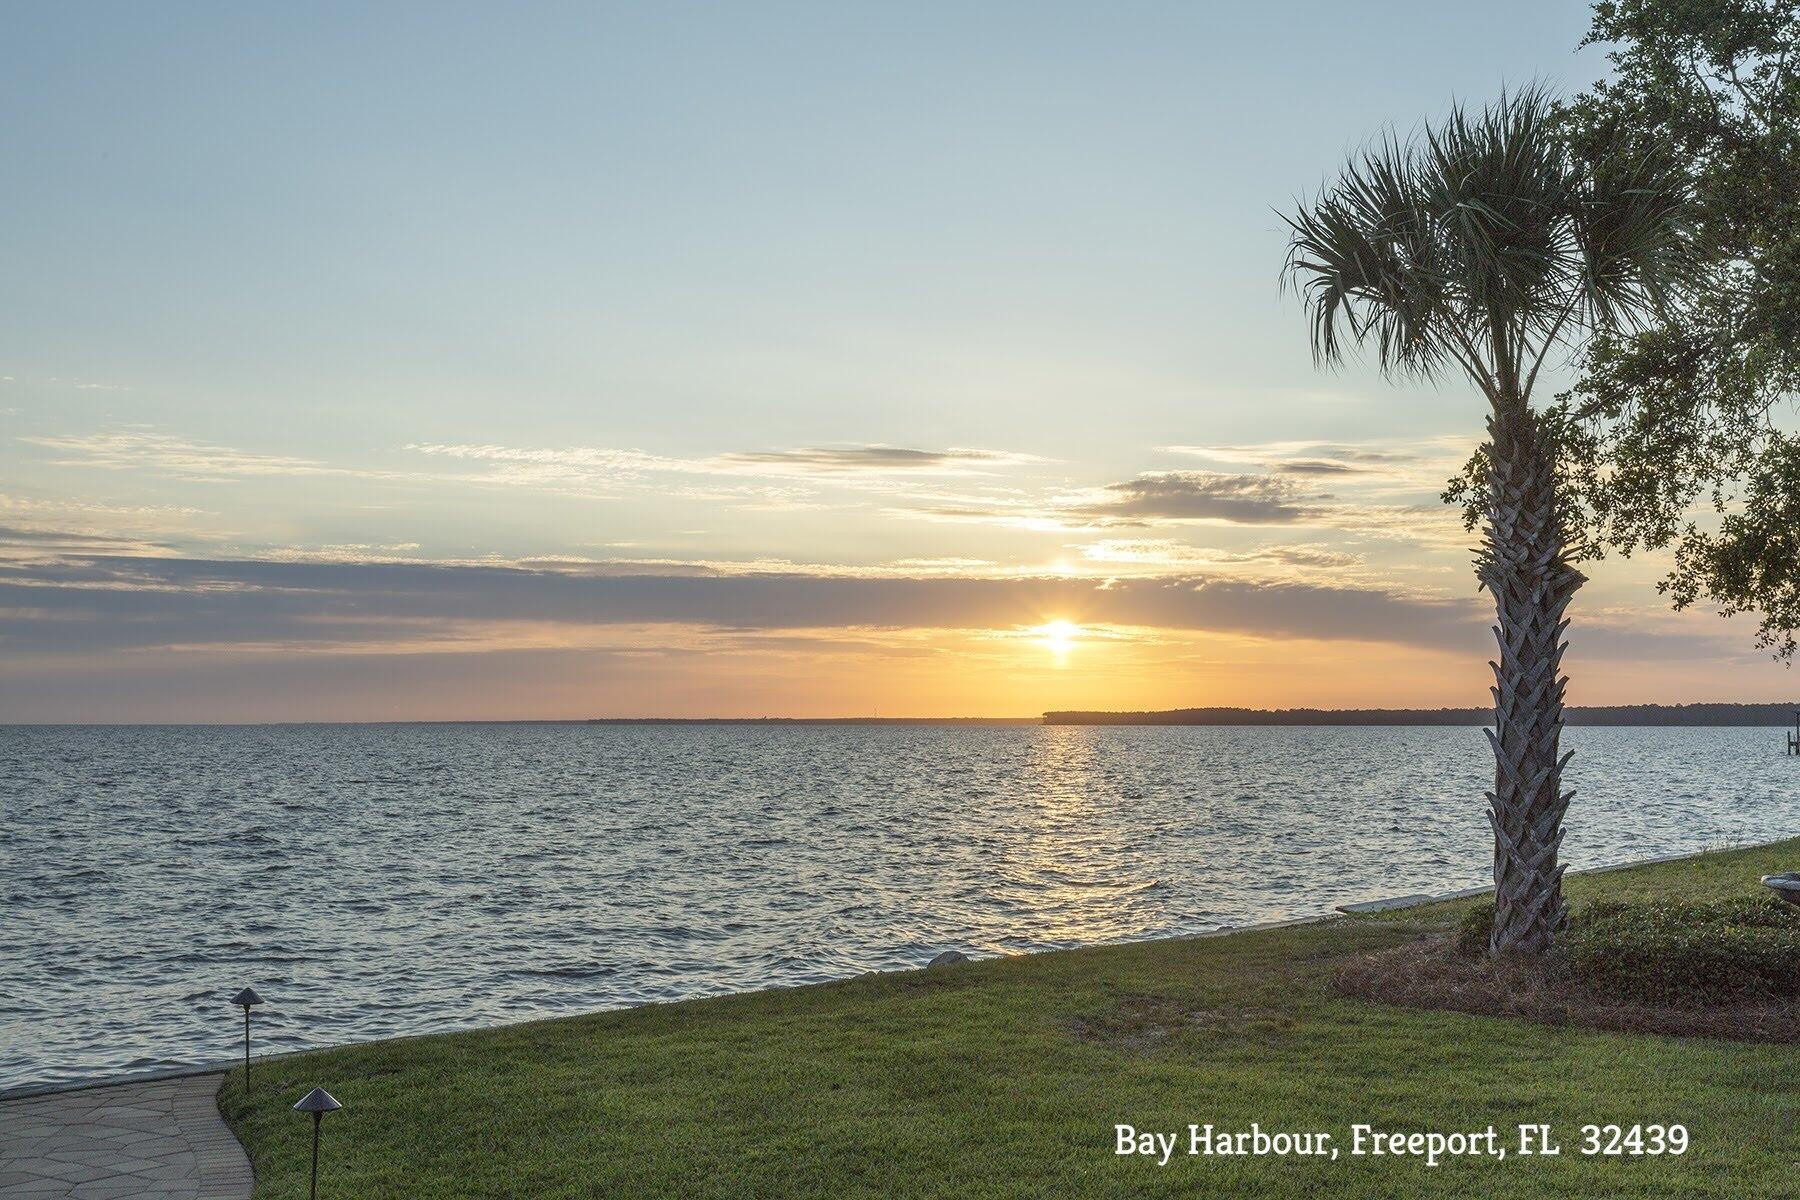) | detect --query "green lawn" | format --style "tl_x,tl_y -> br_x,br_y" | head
222,839 -> 1799,1198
